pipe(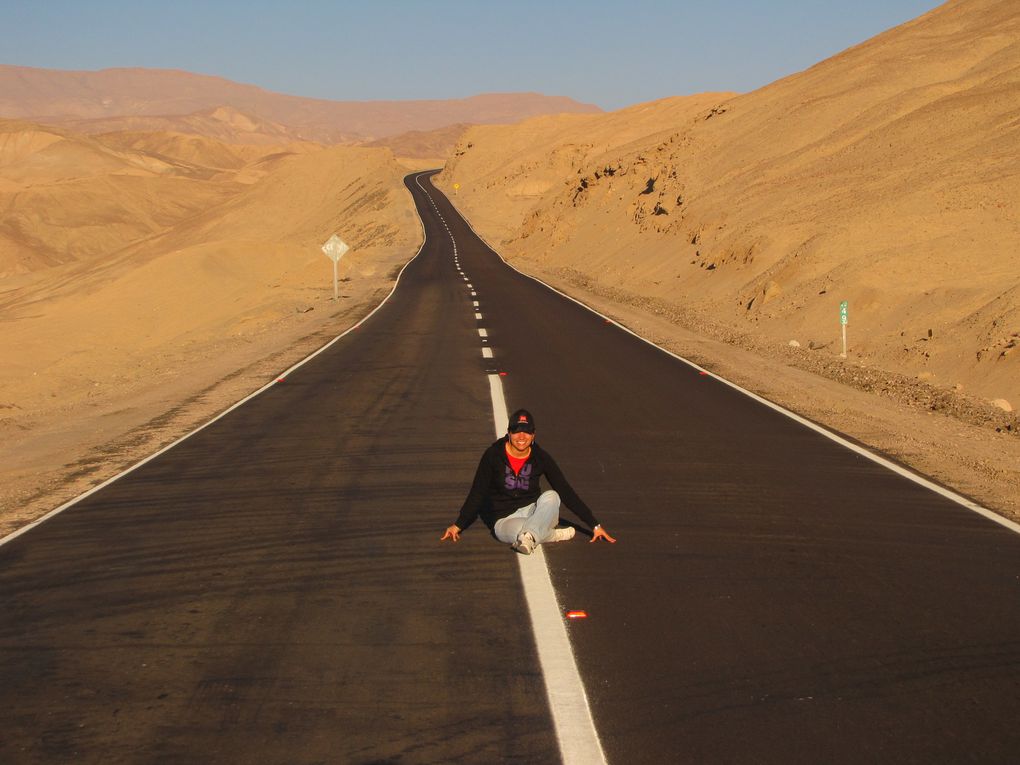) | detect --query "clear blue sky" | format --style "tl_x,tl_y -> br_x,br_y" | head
5,0 -> 942,110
